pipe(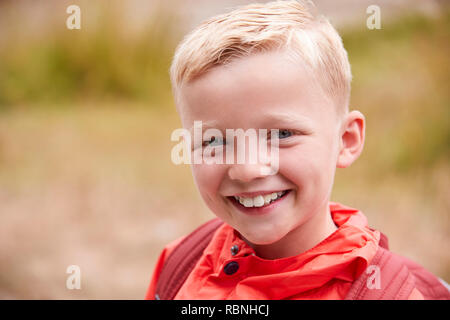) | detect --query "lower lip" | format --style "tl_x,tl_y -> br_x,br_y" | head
228,190 -> 292,216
